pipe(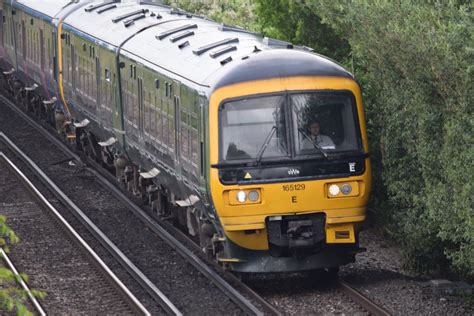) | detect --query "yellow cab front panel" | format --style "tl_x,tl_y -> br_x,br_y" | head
209,76 -> 372,272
